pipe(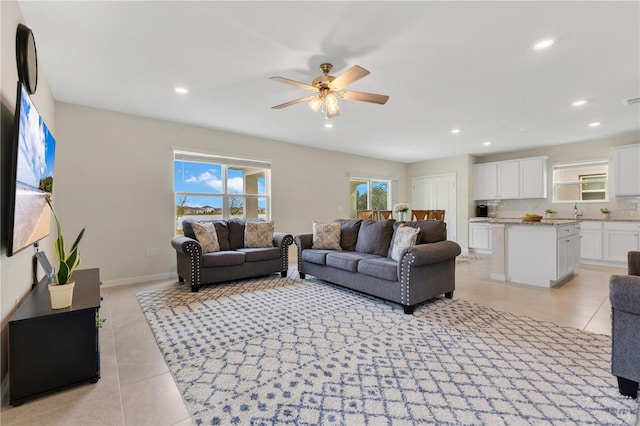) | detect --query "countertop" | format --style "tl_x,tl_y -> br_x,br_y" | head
470,216 -> 640,225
